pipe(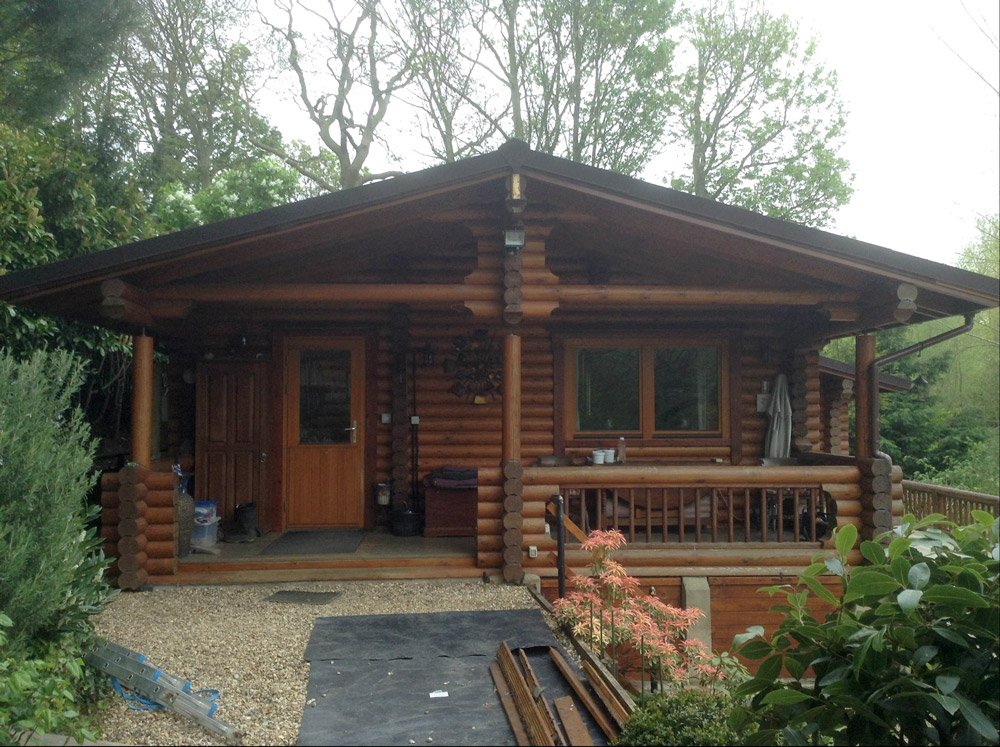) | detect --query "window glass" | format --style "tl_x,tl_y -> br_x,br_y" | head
299,350 -> 352,444
575,348 -> 640,432
653,348 -> 719,432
